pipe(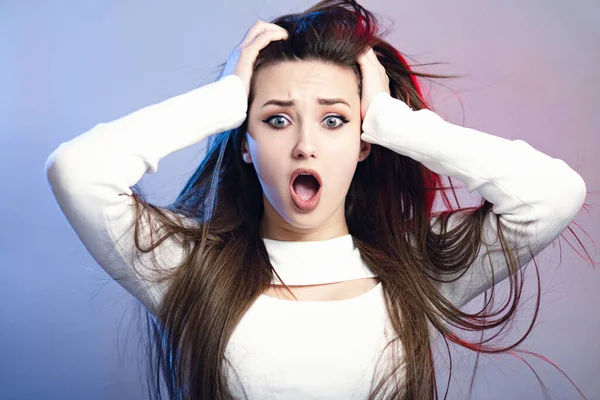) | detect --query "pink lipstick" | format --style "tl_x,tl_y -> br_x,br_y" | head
289,168 -> 323,211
